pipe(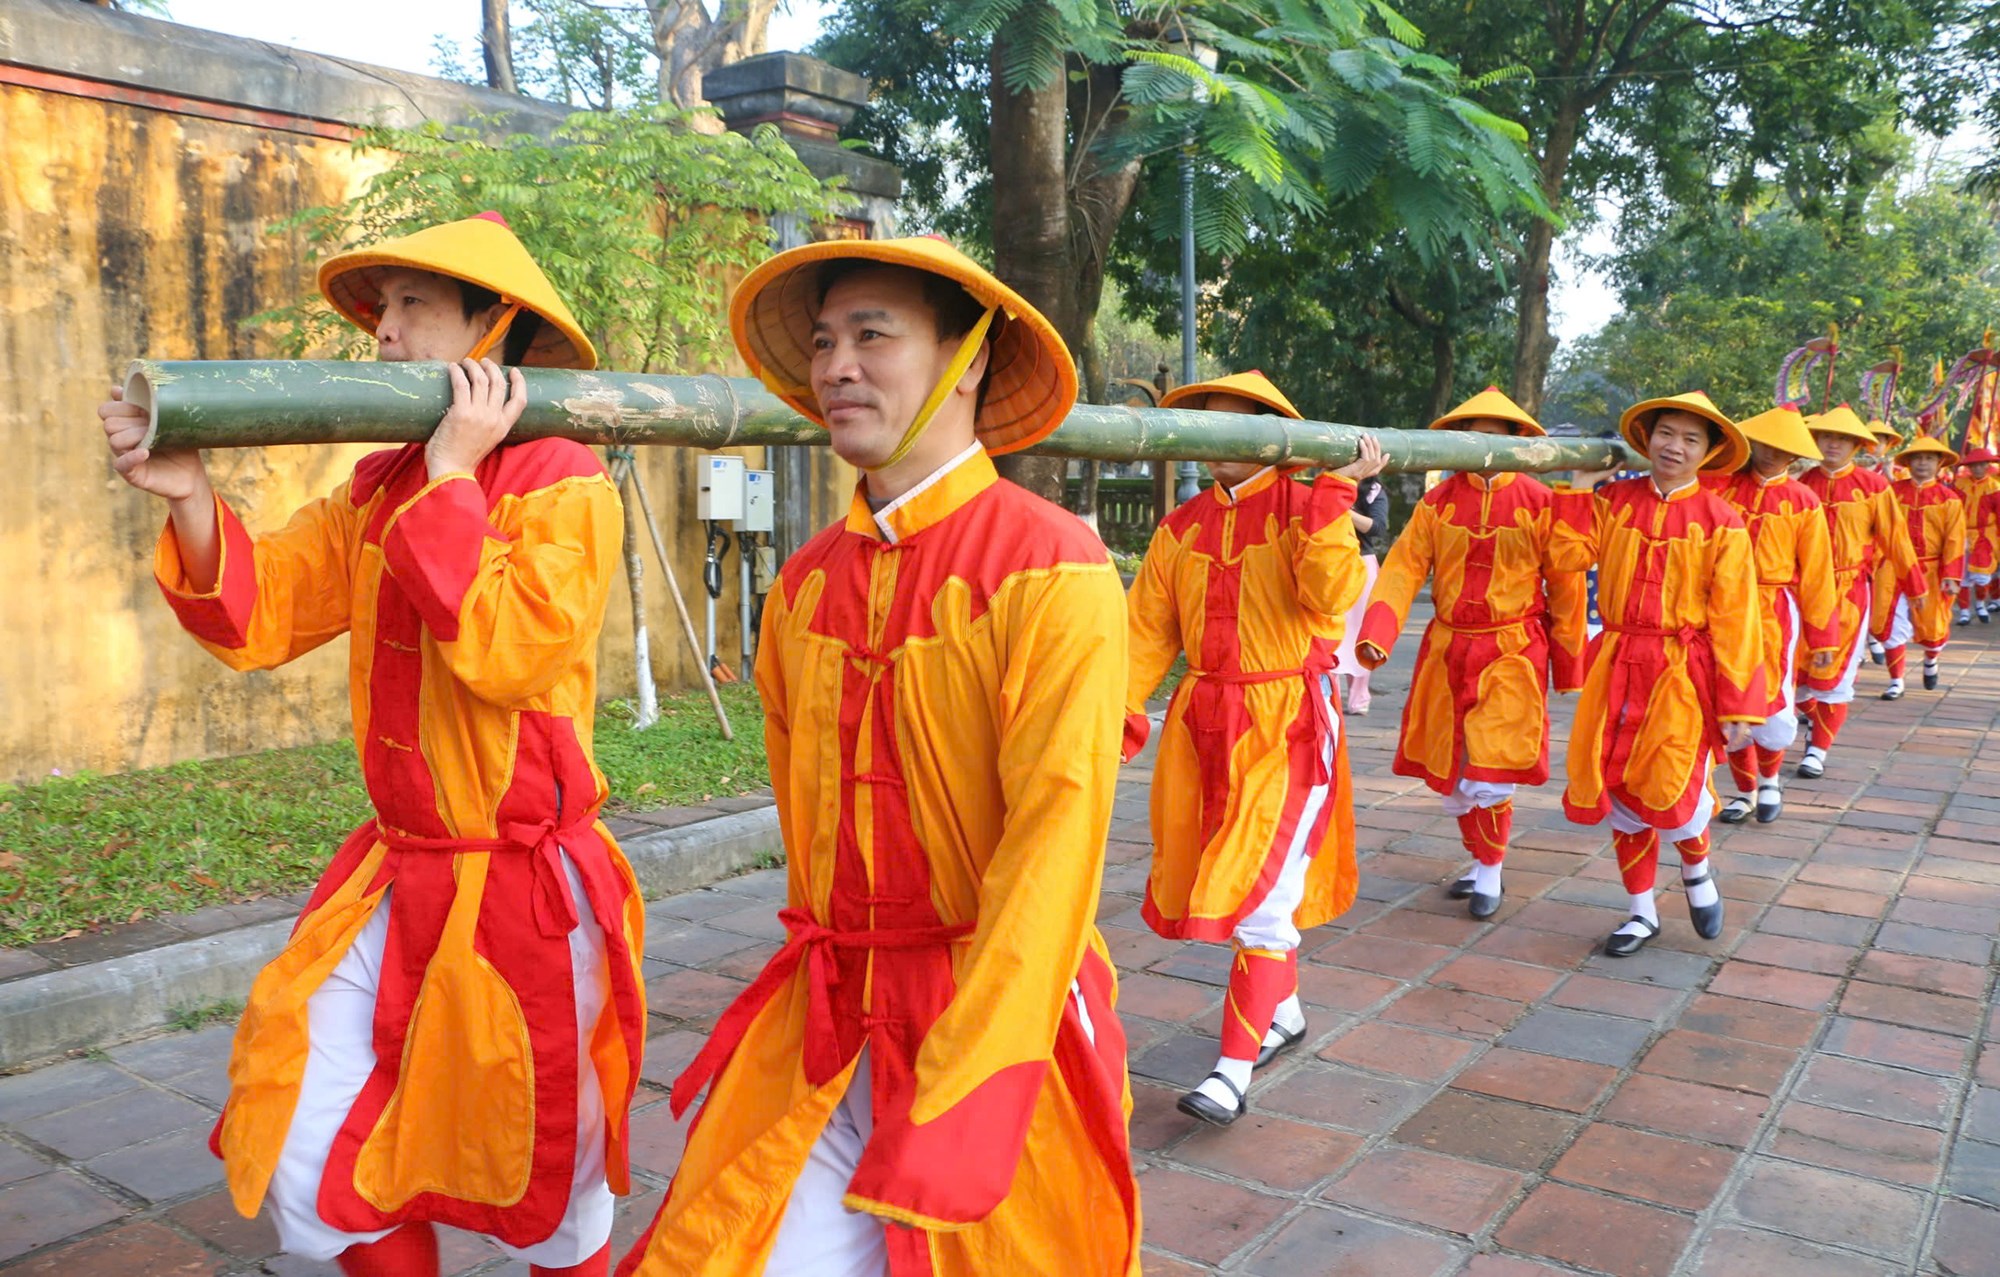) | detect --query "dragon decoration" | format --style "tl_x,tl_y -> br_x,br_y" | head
1778,326 -> 2000,454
